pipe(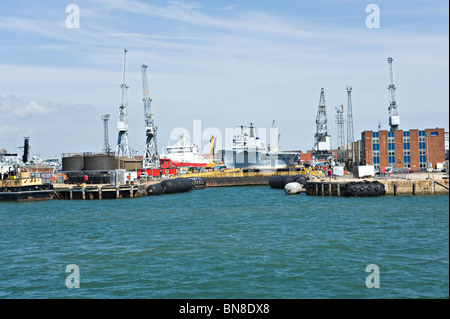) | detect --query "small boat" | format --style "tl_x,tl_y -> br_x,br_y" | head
0,168 -> 54,202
